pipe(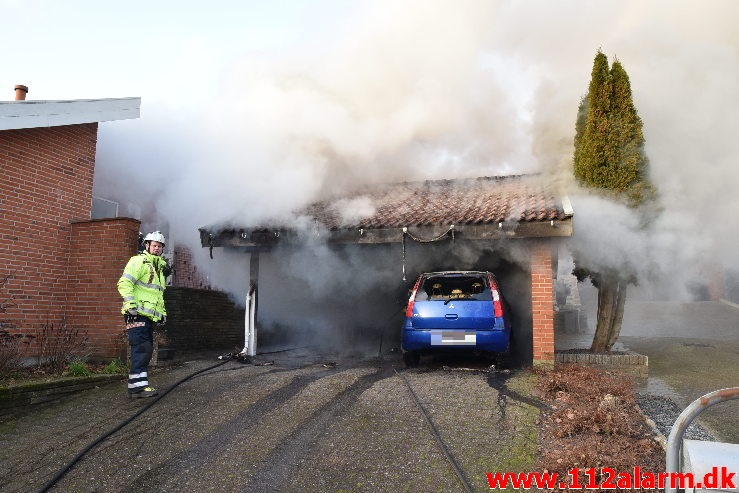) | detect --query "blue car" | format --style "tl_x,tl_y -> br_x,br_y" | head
401,271 -> 512,366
